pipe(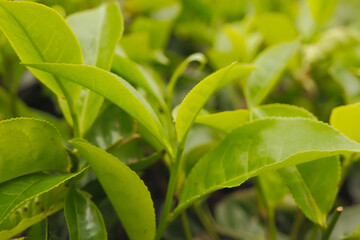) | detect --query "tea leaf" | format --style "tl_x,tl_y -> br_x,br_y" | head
0,118 -> 70,183
176,63 -> 254,144
195,109 -> 250,133
24,63 -> 172,155
307,0 -> 339,24
0,171 -> 83,226
253,104 -> 339,226
330,102 -> 360,142
0,1 -> 83,110
244,41 -> 299,107
65,186 -> 107,240
173,118 -> 360,217
67,2 -> 123,135
111,47 -> 165,106
70,139 -> 155,240
27,219 -> 48,240
0,183 -> 67,239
